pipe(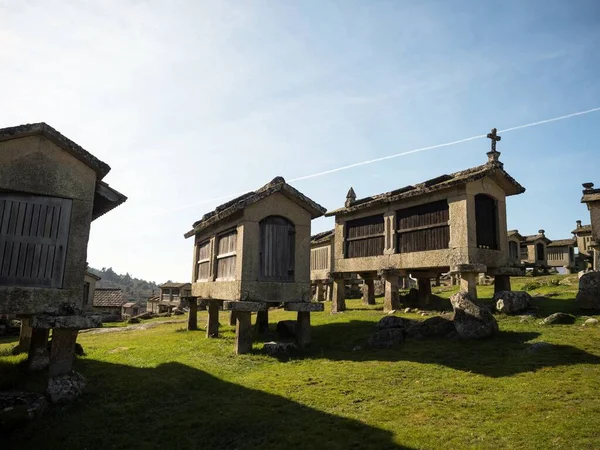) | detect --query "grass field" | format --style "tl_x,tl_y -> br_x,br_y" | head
1,275 -> 600,449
